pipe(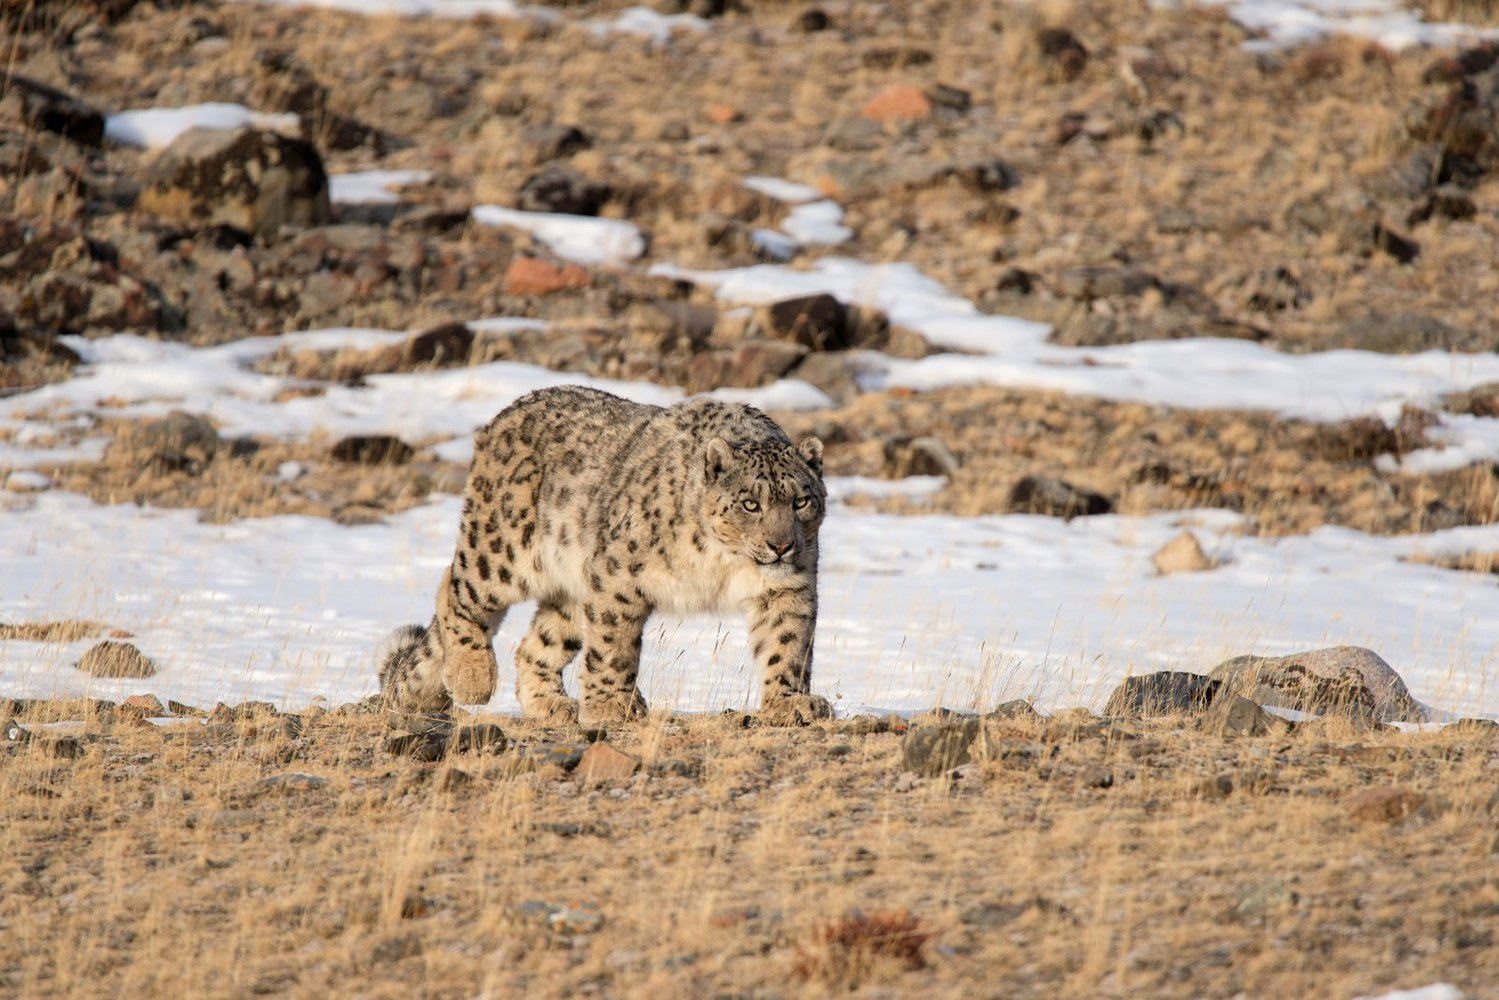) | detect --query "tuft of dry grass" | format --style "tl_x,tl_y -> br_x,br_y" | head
793,909 -> 934,987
